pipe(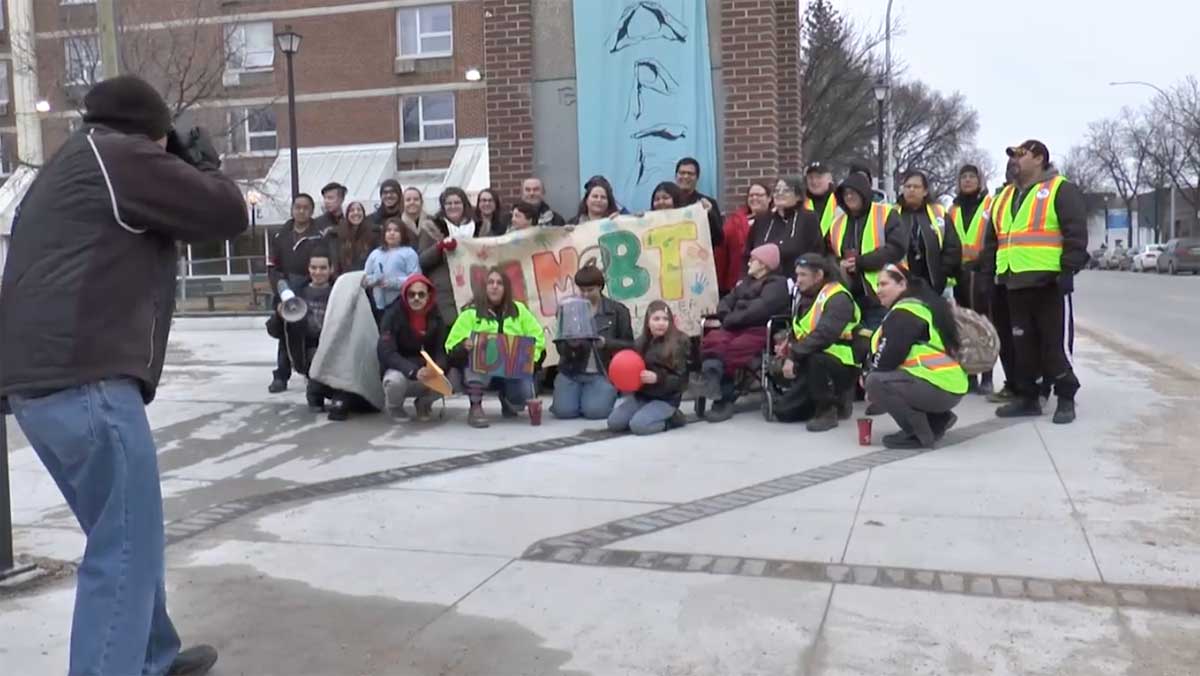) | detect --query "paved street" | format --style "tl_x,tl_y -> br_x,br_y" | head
3,316 -> 1200,675
1073,269 -> 1200,367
